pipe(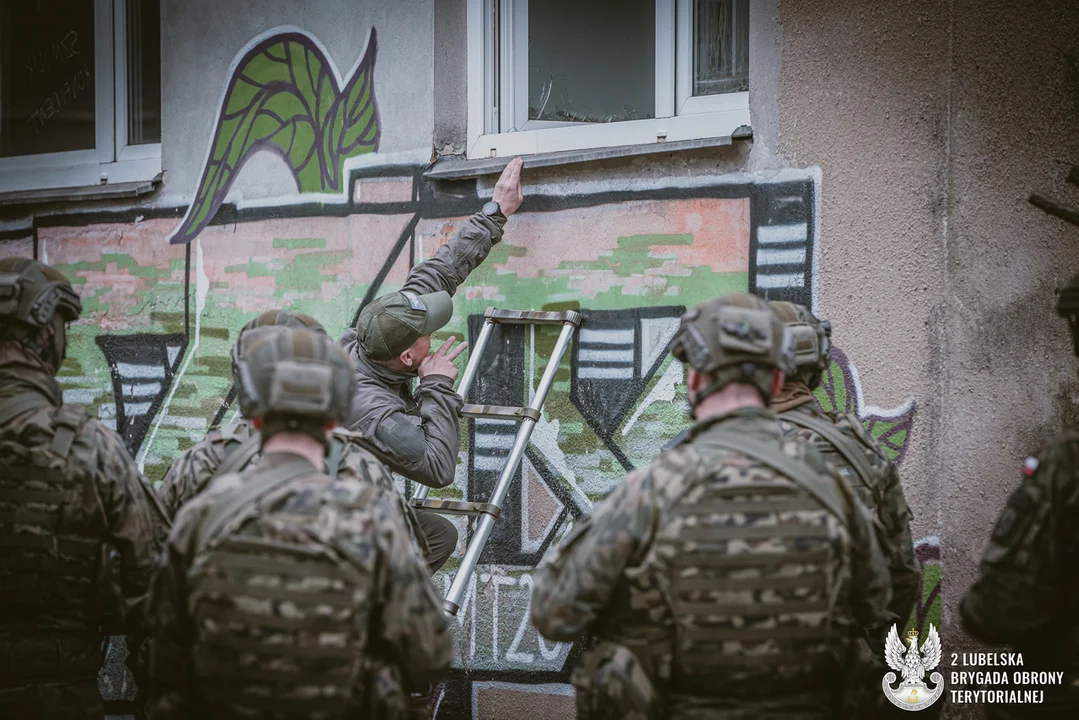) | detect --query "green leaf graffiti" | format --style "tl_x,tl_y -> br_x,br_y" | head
169,28 -> 380,245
